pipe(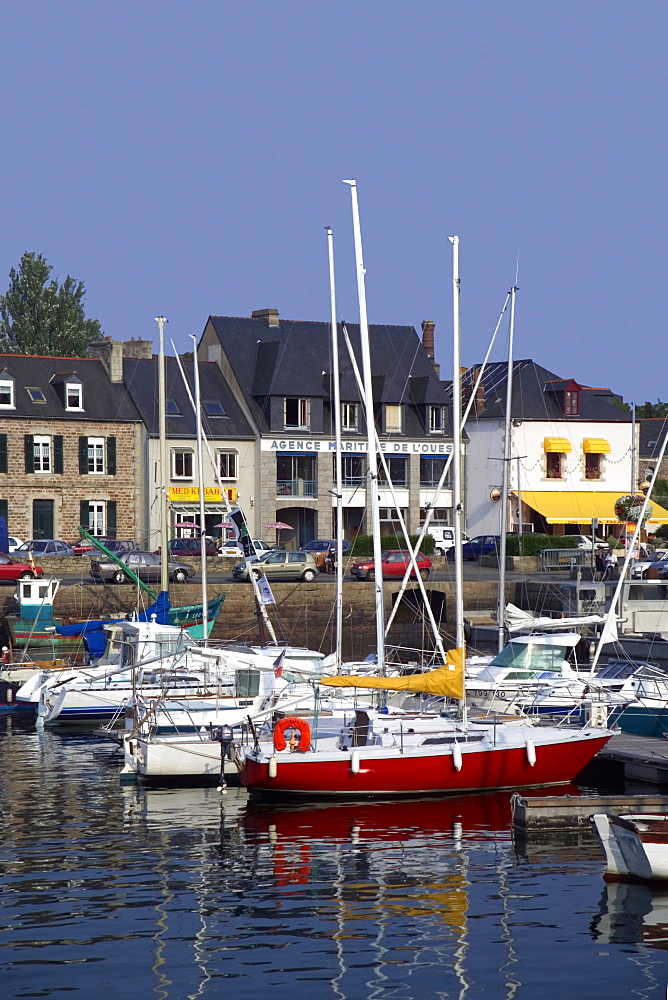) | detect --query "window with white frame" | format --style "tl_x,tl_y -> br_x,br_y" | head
284,397 -> 309,429
218,451 -> 237,480
429,405 -> 445,433
87,502 -> 106,536
0,379 -> 15,408
385,404 -> 402,434
341,402 -> 359,432
171,449 -> 194,480
65,383 -> 83,410
88,437 -> 104,474
33,435 -> 51,473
